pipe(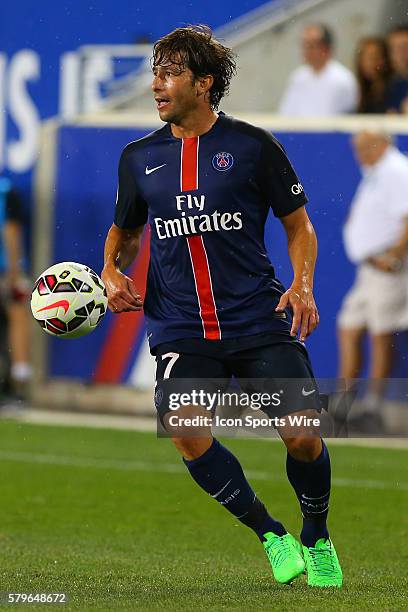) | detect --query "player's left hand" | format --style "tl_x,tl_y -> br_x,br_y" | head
275,284 -> 319,341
